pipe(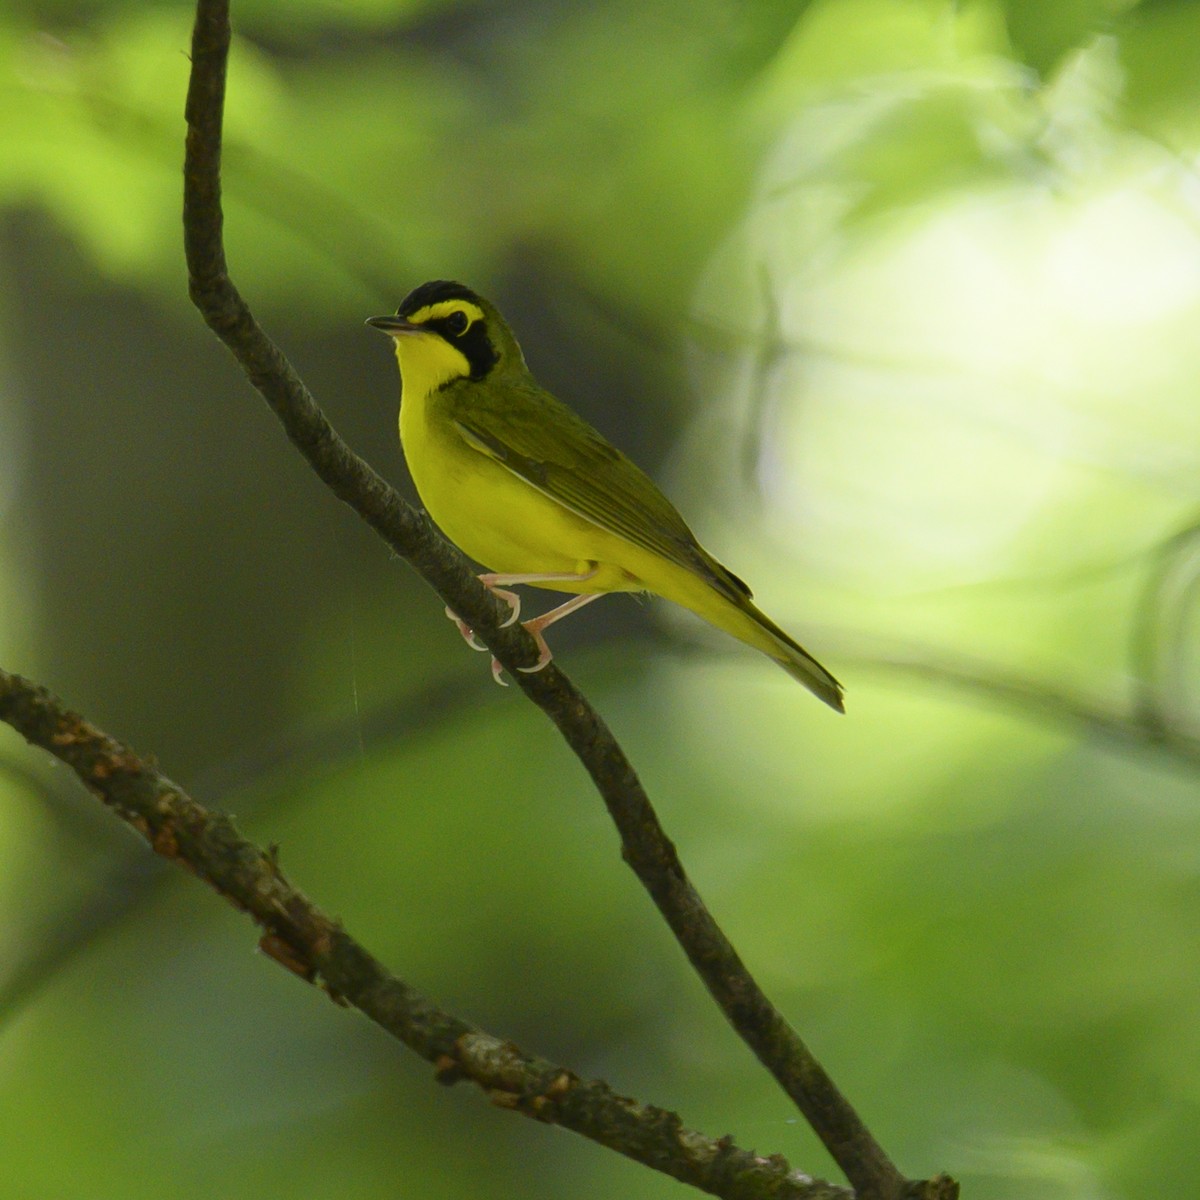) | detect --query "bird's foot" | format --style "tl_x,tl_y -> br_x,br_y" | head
443,578 -> 523,651
489,622 -> 553,687
444,607 -> 488,652
516,623 -> 554,675
450,570 -> 600,685
476,578 -> 522,627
